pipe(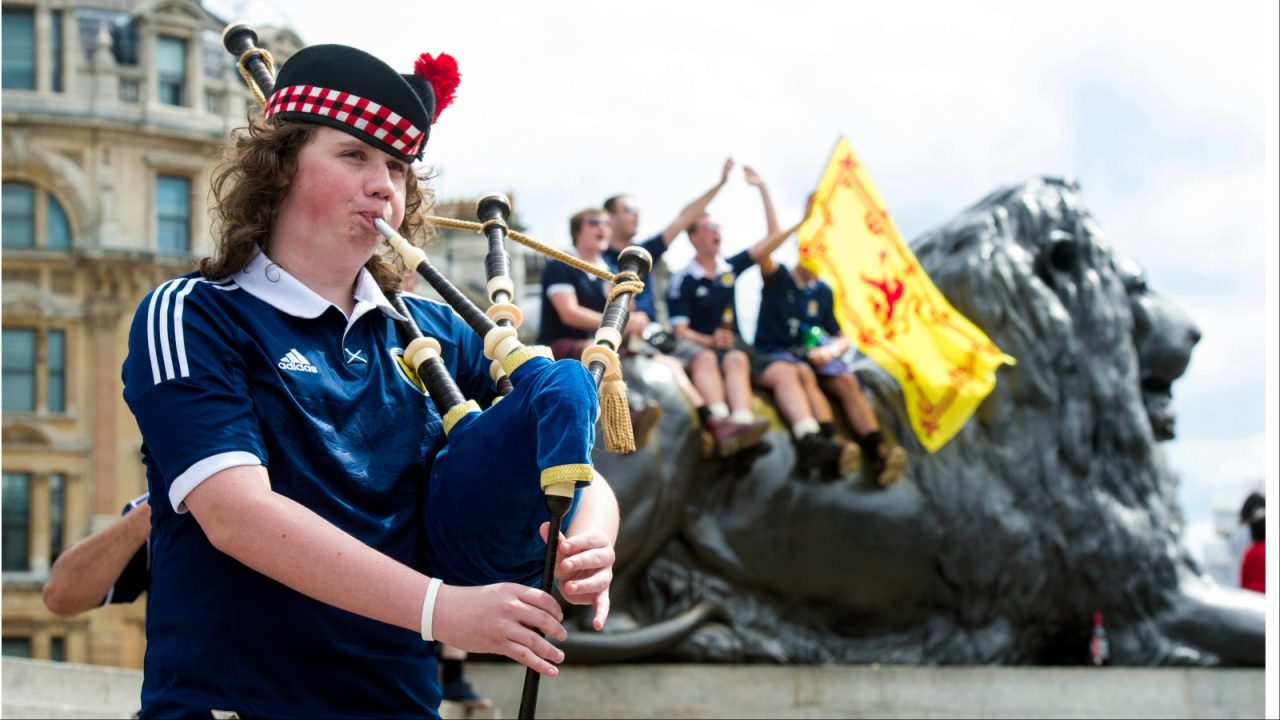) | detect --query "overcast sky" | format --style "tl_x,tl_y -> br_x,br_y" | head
216,0 -> 1277,533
